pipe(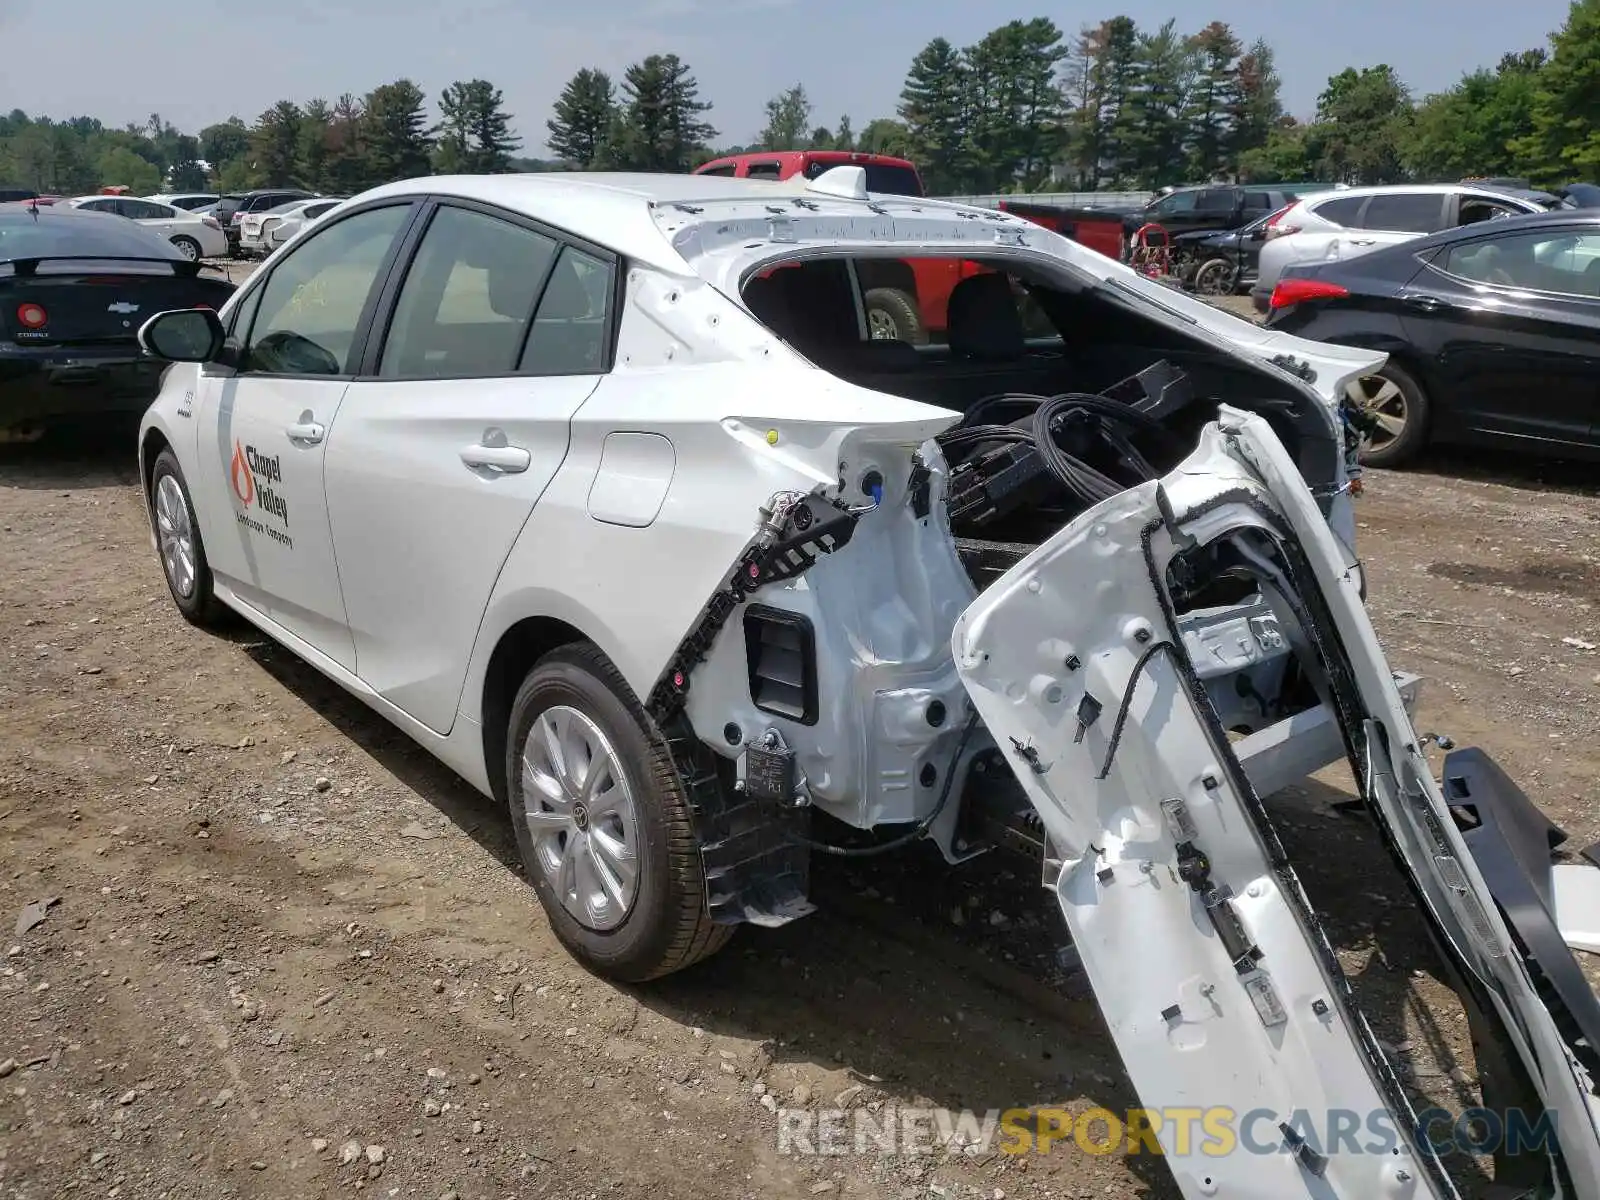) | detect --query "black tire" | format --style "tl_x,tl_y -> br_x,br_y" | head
863,287 -> 926,345
506,644 -> 731,982
149,447 -> 226,627
170,235 -> 201,261
1352,359 -> 1431,469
